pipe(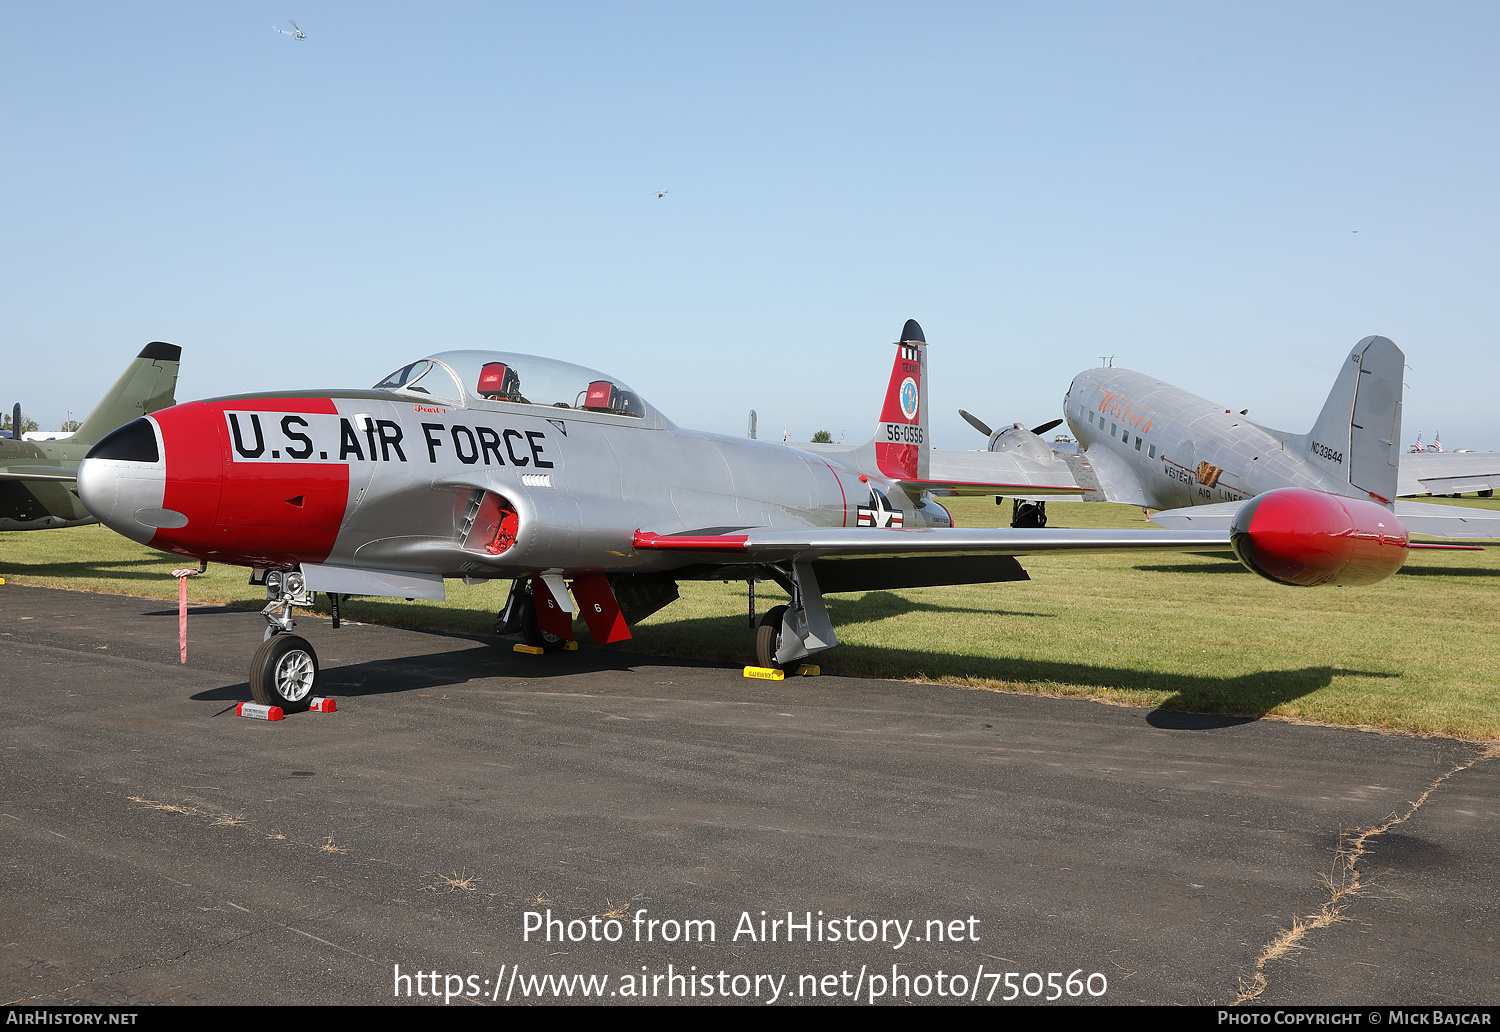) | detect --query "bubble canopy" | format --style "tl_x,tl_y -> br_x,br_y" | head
372,350 -> 672,428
